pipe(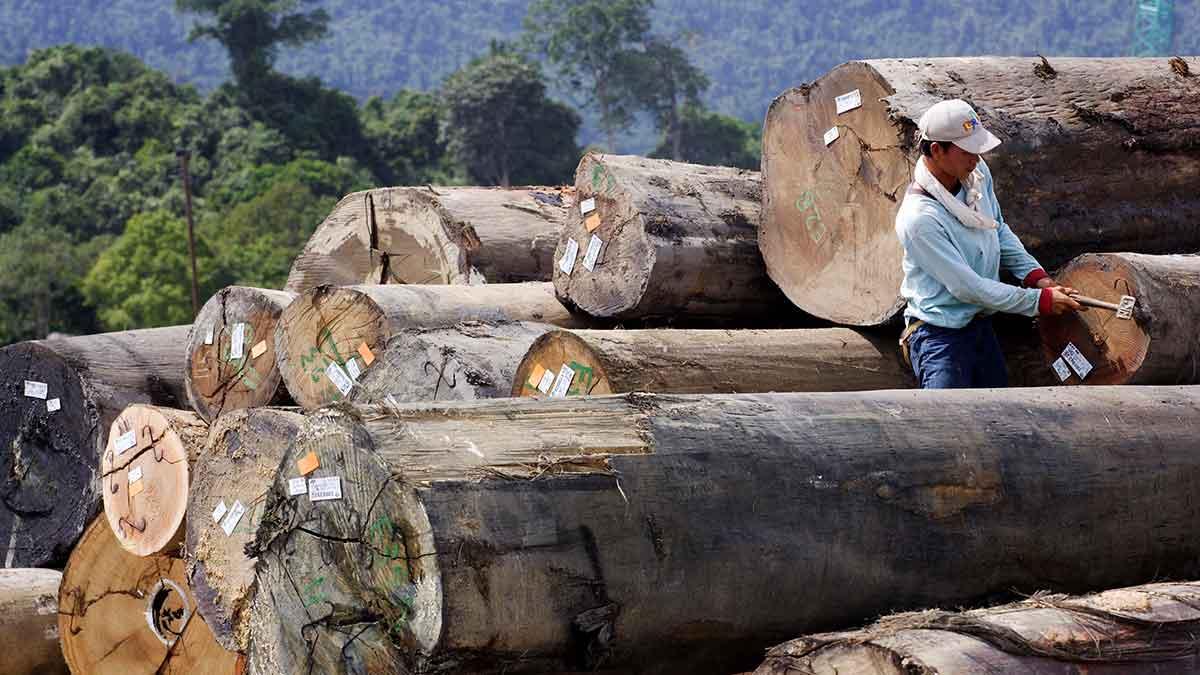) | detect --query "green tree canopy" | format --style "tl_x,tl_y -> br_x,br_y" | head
618,37 -> 709,161
649,104 -> 759,170
175,0 -> 329,86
